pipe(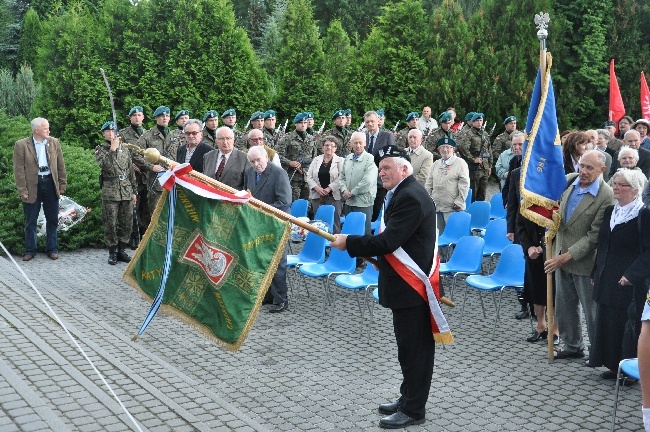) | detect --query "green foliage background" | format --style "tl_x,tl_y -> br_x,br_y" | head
0,0 -> 648,252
